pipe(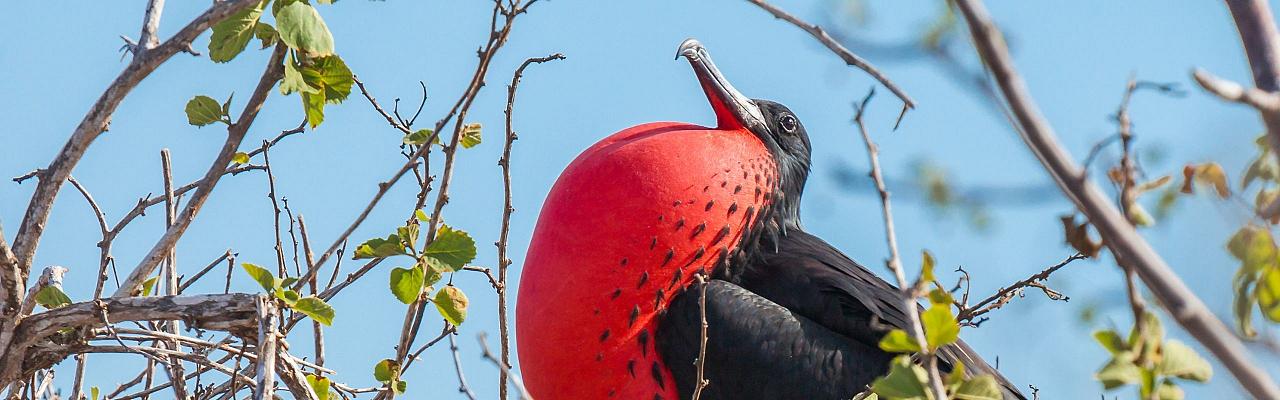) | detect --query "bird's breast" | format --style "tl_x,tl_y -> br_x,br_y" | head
516,121 -> 778,399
